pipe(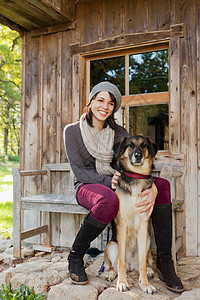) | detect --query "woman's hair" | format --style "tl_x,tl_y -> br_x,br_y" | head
83,92 -> 117,130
